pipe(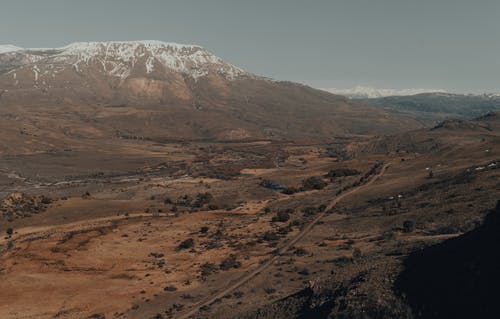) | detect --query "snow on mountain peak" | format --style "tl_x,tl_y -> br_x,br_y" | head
1,40 -> 246,80
0,44 -> 23,54
322,86 -> 447,99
